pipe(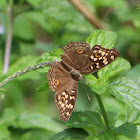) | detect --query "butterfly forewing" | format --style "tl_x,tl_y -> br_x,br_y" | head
61,41 -> 91,70
47,62 -> 71,92
81,45 -> 120,74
